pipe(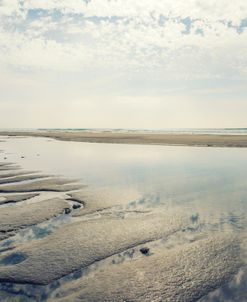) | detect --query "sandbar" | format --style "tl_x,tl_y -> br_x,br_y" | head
1,130 -> 247,147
